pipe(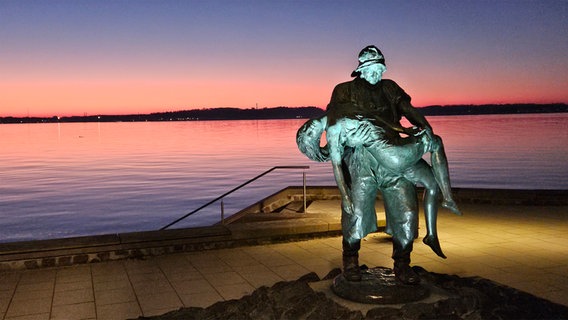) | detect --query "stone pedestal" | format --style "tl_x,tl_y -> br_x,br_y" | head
331,266 -> 429,304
